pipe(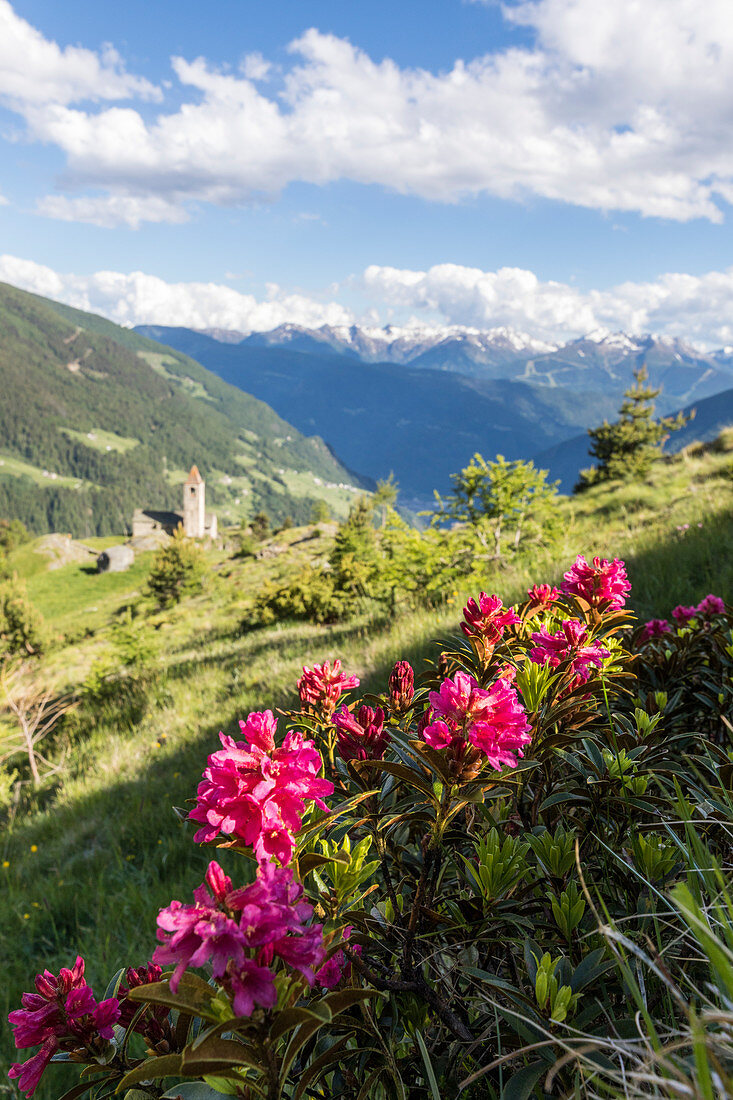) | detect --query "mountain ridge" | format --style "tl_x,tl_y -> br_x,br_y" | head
0,282 -> 366,536
197,321 -> 733,407
134,325 -> 622,502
